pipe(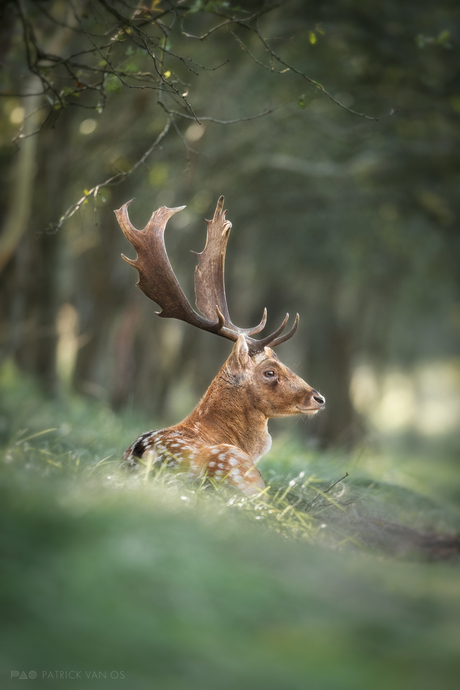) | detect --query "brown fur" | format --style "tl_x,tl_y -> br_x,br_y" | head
123,337 -> 325,495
